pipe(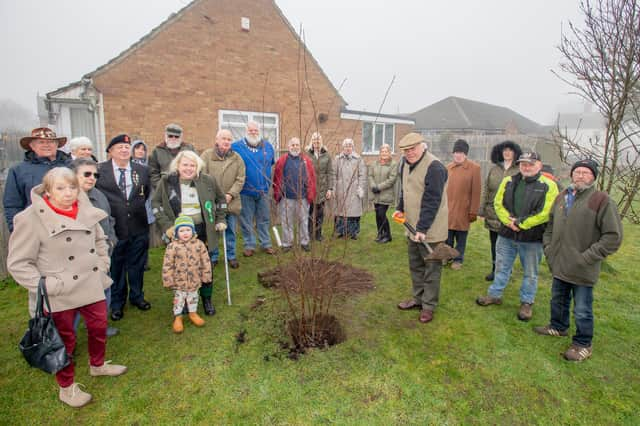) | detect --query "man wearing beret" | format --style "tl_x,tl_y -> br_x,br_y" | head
96,134 -> 152,321
534,159 -> 622,362
476,151 -> 559,321
148,123 -> 195,189
3,127 -> 70,233
394,133 -> 449,324
446,139 -> 481,270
